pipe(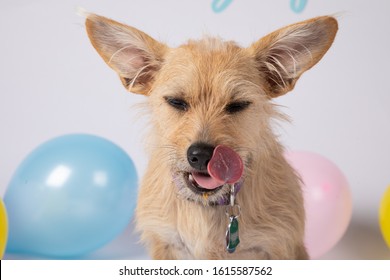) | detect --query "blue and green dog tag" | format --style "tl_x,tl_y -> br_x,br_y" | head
226,215 -> 240,253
